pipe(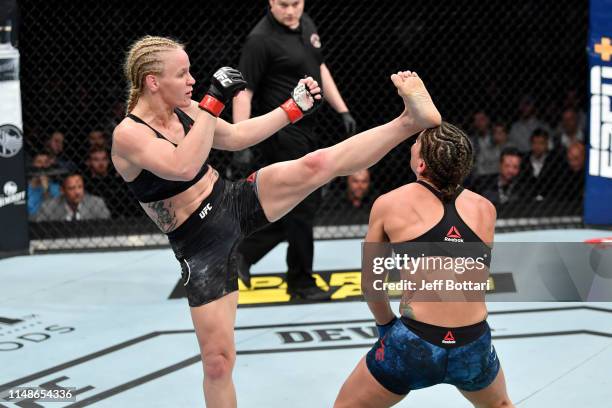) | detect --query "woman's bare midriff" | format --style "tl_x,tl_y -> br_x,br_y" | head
138,166 -> 220,233
400,301 -> 488,328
